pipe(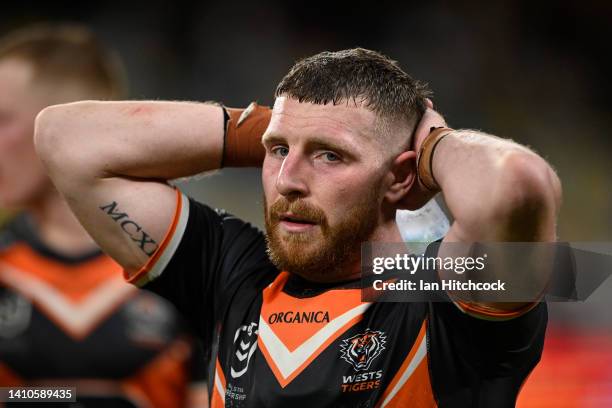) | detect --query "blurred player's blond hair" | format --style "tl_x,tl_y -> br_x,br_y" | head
0,23 -> 127,99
